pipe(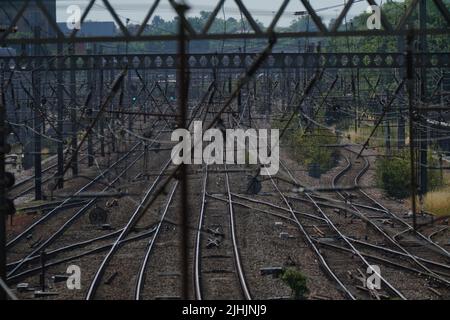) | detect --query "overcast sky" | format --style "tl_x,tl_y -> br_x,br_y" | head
56,0 -> 377,27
